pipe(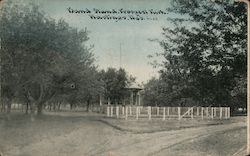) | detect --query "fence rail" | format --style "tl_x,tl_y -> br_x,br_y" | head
0,104 -> 231,121
104,106 -> 230,120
